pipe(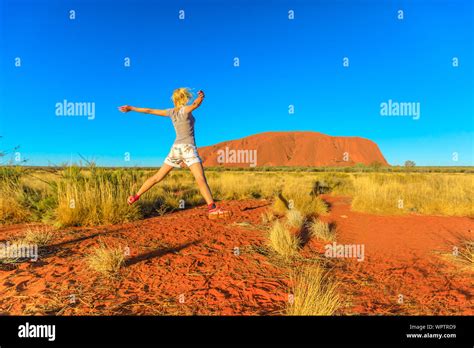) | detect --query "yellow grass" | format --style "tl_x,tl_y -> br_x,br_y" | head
285,209 -> 305,229
268,220 -> 300,259
1,167 -> 472,226
23,225 -> 55,246
272,193 -> 289,215
281,182 -> 328,217
309,219 -> 336,241
0,180 -> 30,223
261,211 -> 275,224
443,240 -> 474,271
86,242 -> 125,277
287,265 -> 340,315
349,174 -> 474,216
458,241 -> 474,265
